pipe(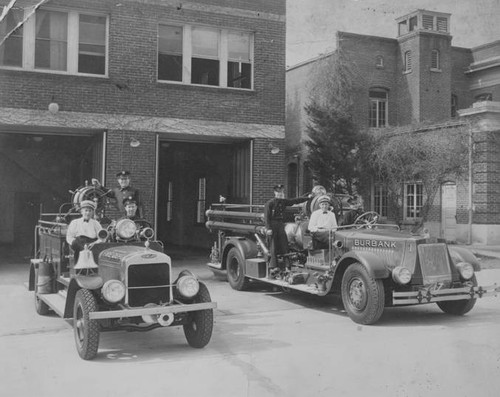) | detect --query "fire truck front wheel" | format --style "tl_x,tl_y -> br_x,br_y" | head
341,262 -> 385,325
73,289 -> 100,360
437,276 -> 477,315
226,247 -> 250,291
183,282 -> 214,348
